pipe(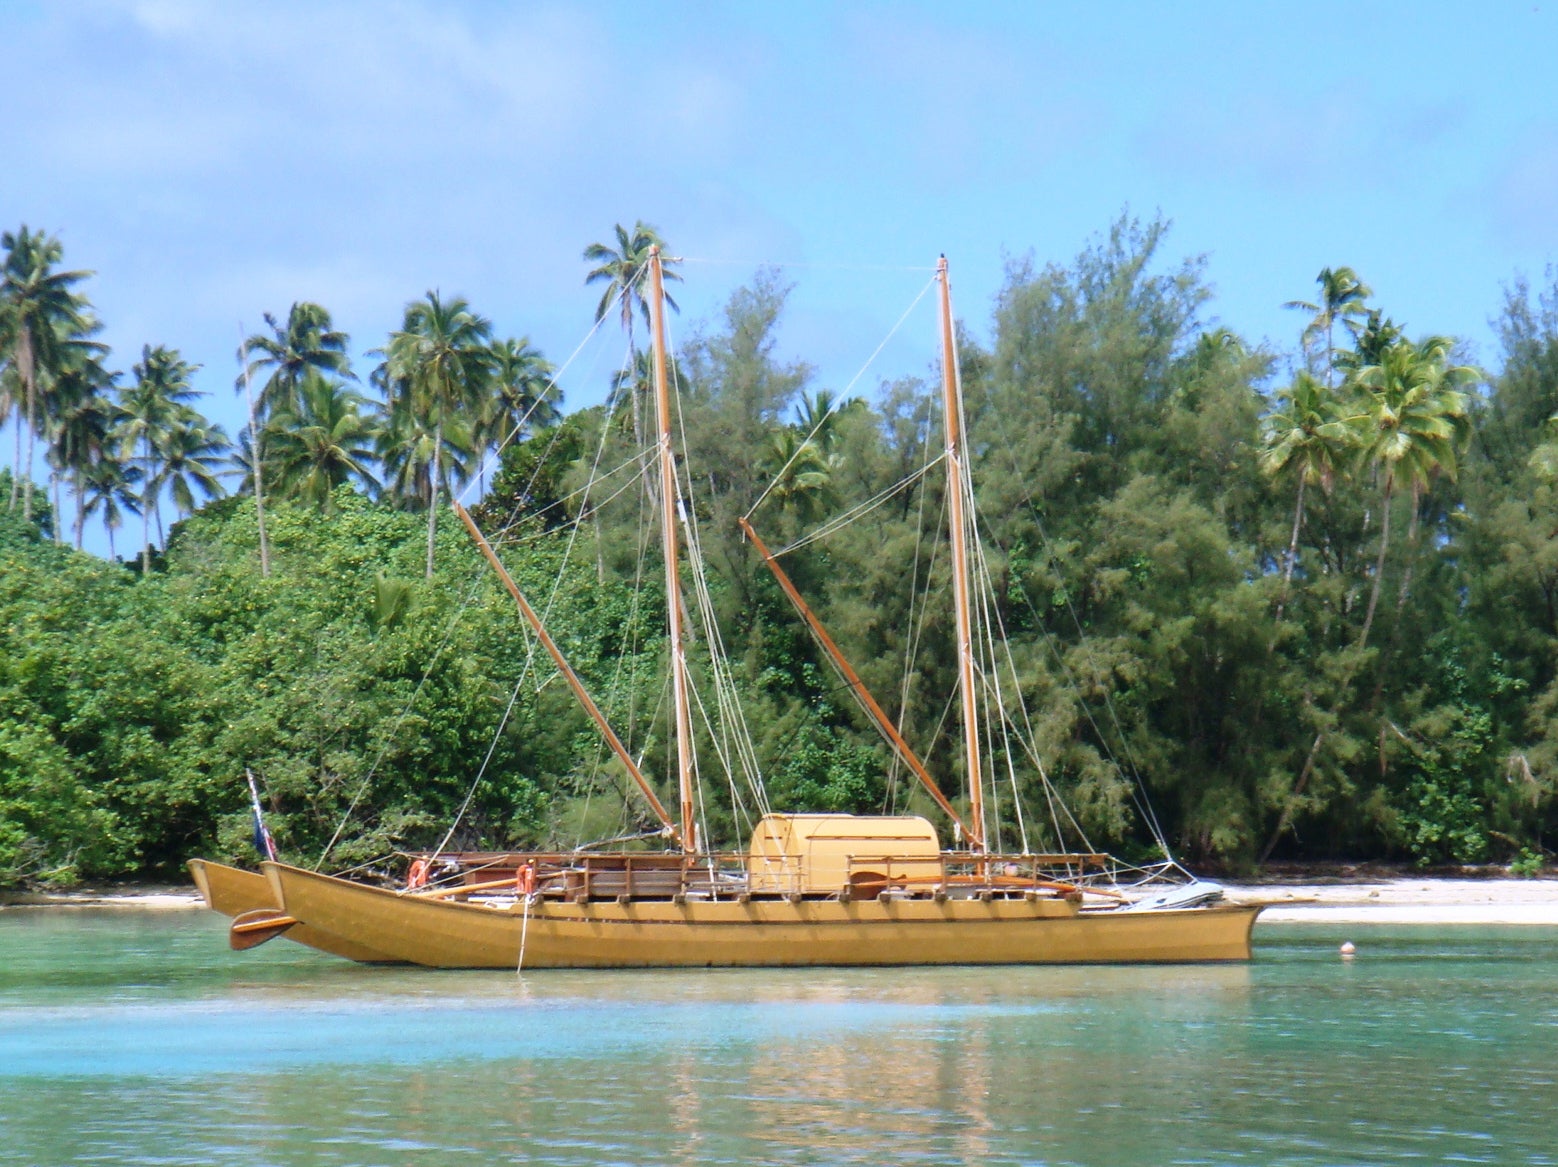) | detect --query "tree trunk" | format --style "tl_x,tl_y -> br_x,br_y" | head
627,308 -> 641,447
141,436 -> 153,576
1394,491 -> 1424,616
1357,478 -> 1393,652
1325,318 -> 1335,388
426,418 -> 441,579
73,466 -> 85,550
20,332 -> 36,521
1261,480 -> 1396,863
9,401 -> 21,510
1275,476 -> 1307,622
1260,729 -> 1324,863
